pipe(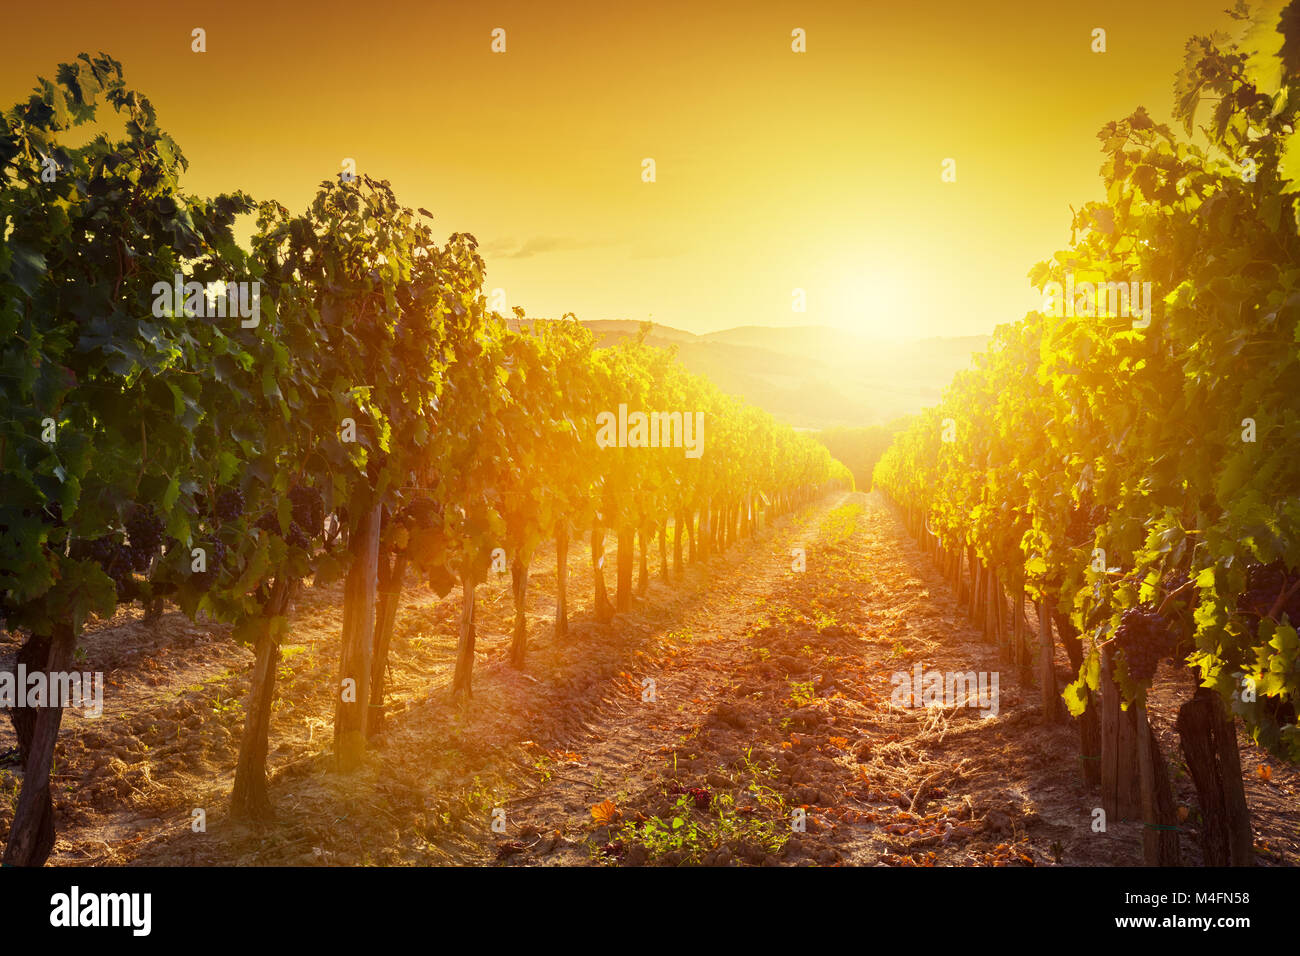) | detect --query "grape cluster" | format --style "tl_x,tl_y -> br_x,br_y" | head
126,506 -> 164,549
1238,560 -> 1300,626
399,497 -> 441,530
214,487 -> 245,523
125,506 -> 165,570
131,542 -> 160,572
72,534 -> 136,599
193,538 -> 228,589
105,561 -> 135,599
289,486 -> 324,537
1114,603 -> 1176,683
73,534 -> 119,566
254,506 -> 313,551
